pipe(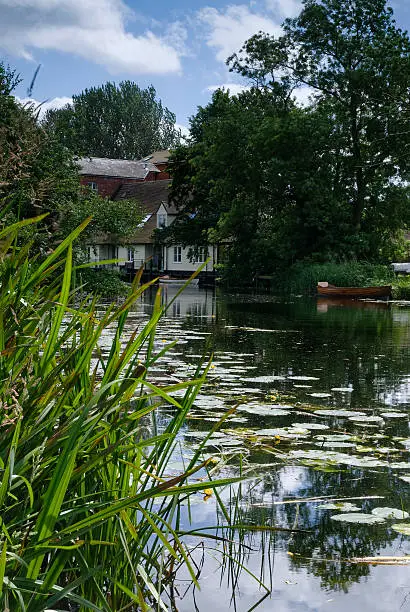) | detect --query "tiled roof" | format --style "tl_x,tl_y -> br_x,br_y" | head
77,157 -> 159,179
141,149 -> 171,165
115,180 -> 178,215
